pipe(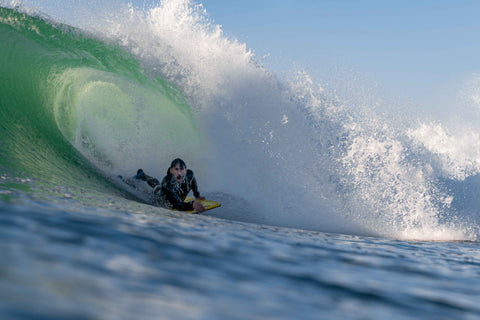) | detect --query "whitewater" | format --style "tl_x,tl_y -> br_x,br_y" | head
1,0 -> 480,319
